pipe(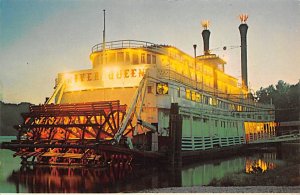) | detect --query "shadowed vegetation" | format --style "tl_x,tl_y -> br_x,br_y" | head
256,80 -> 300,122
